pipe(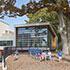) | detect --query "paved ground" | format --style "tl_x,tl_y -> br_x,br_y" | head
0,63 -> 2,70
6,53 -> 70,70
